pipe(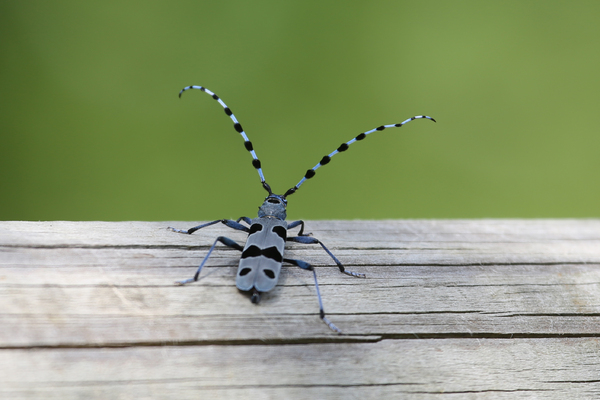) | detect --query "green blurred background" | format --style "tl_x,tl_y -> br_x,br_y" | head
1,1 -> 598,221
